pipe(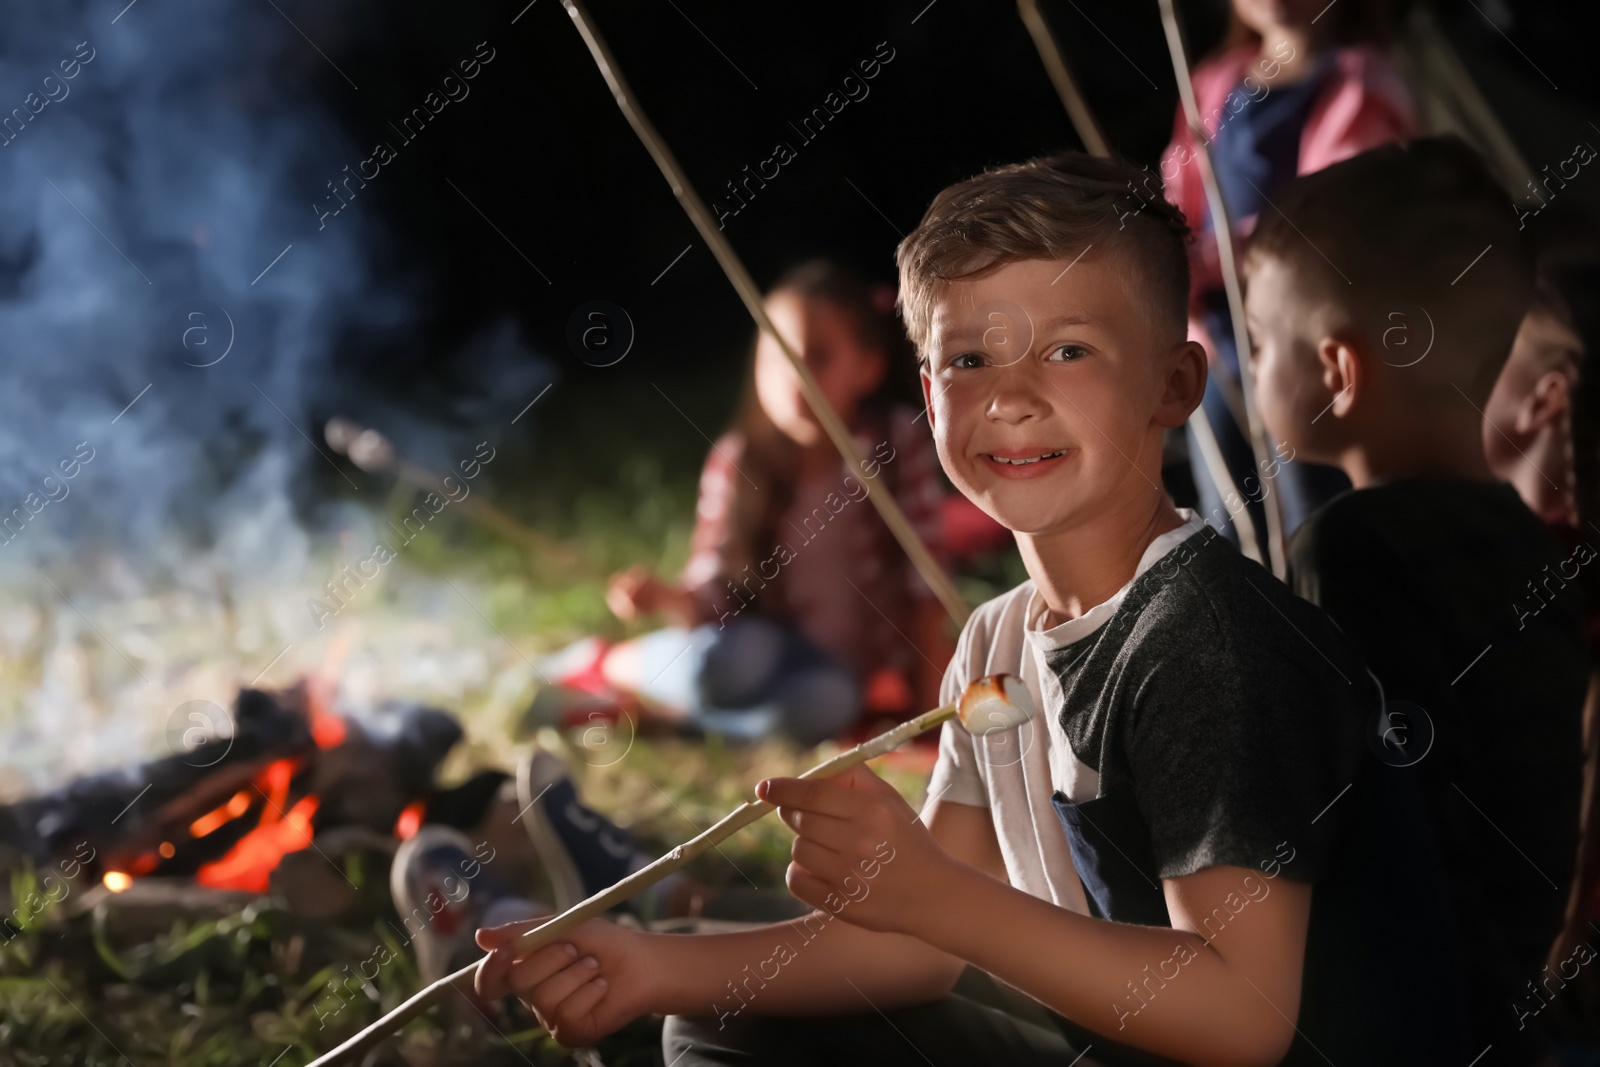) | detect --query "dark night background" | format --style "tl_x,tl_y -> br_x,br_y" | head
4,0 -> 1599,556
302,0 -> 1600,519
